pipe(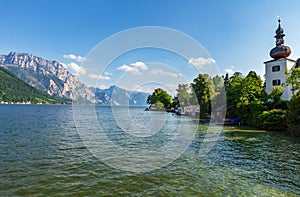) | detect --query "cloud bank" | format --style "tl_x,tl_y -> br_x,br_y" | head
150,69 -> 183,78
88,74 -> 111,80
117,61 -> 148,75
63,54 -> 86,62
188,57 -> 216,68
67,62 -> 86,75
